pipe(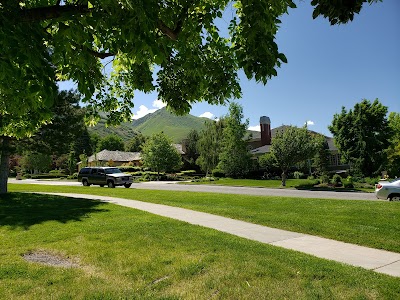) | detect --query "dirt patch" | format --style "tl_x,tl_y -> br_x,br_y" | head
22,250 -> 79,268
